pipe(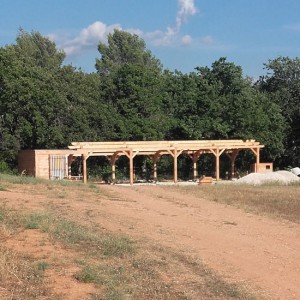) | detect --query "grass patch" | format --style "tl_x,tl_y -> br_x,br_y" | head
36,261 -> 49,271
0,247 -> 52,299
0,206 -> 24,233
101,236 -> 134,257
174,184 -> 300,223
1,209 -> 135,258
0,172 -> 82,187
0,185 -> 8,191
164,250 -> 258,300
0,173 -> 46,185
74,261 -> 143,300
